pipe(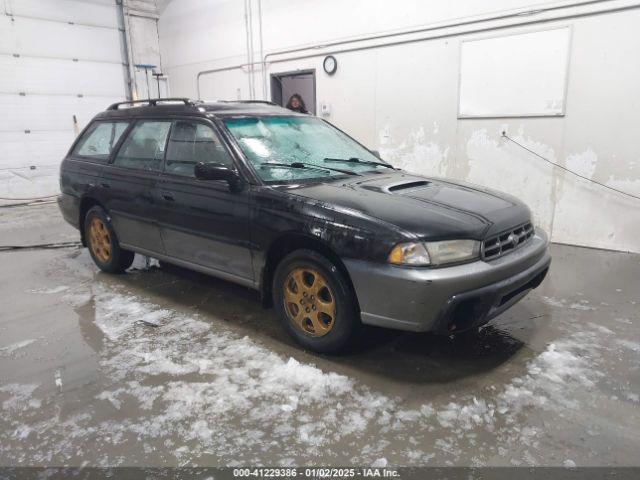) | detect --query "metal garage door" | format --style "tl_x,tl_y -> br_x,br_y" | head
0,0 -> 126,204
